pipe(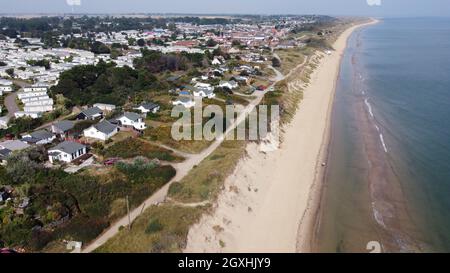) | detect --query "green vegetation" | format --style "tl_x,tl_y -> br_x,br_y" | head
116,157 -> 176,185
102,137 -> 184,162
169,140 -> 246,203
51,60 -> 165,106
26,59 -> 51,70
95,204 -> 207,253
144,123 -> 213,154
0,147 -> 176,251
